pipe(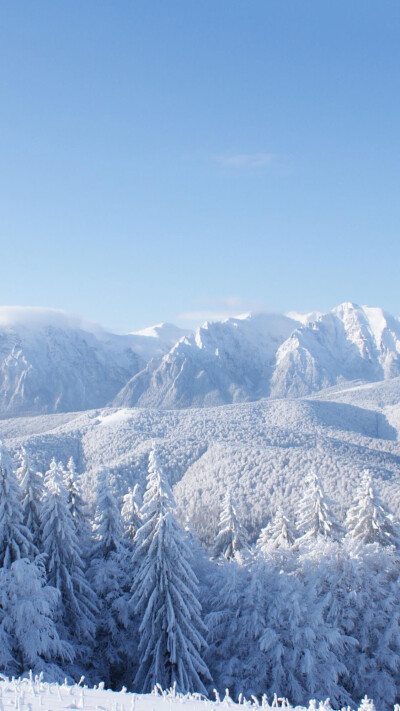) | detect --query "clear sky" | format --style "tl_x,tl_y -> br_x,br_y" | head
0,1 -> 399,332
